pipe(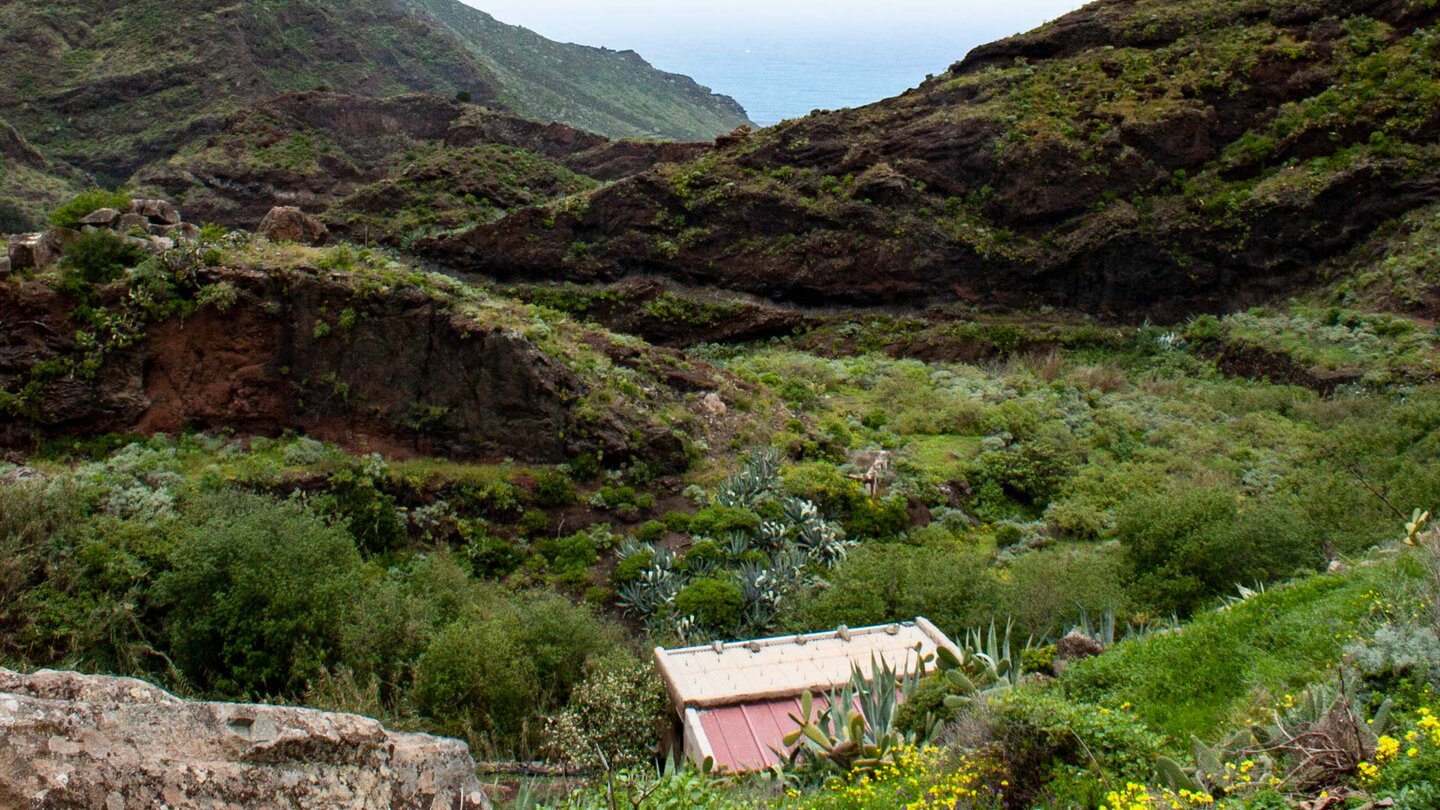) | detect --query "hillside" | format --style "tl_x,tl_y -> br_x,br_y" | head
0,0 -> 749,184
130,92 -> 710,246
422,0 -> 1440,319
